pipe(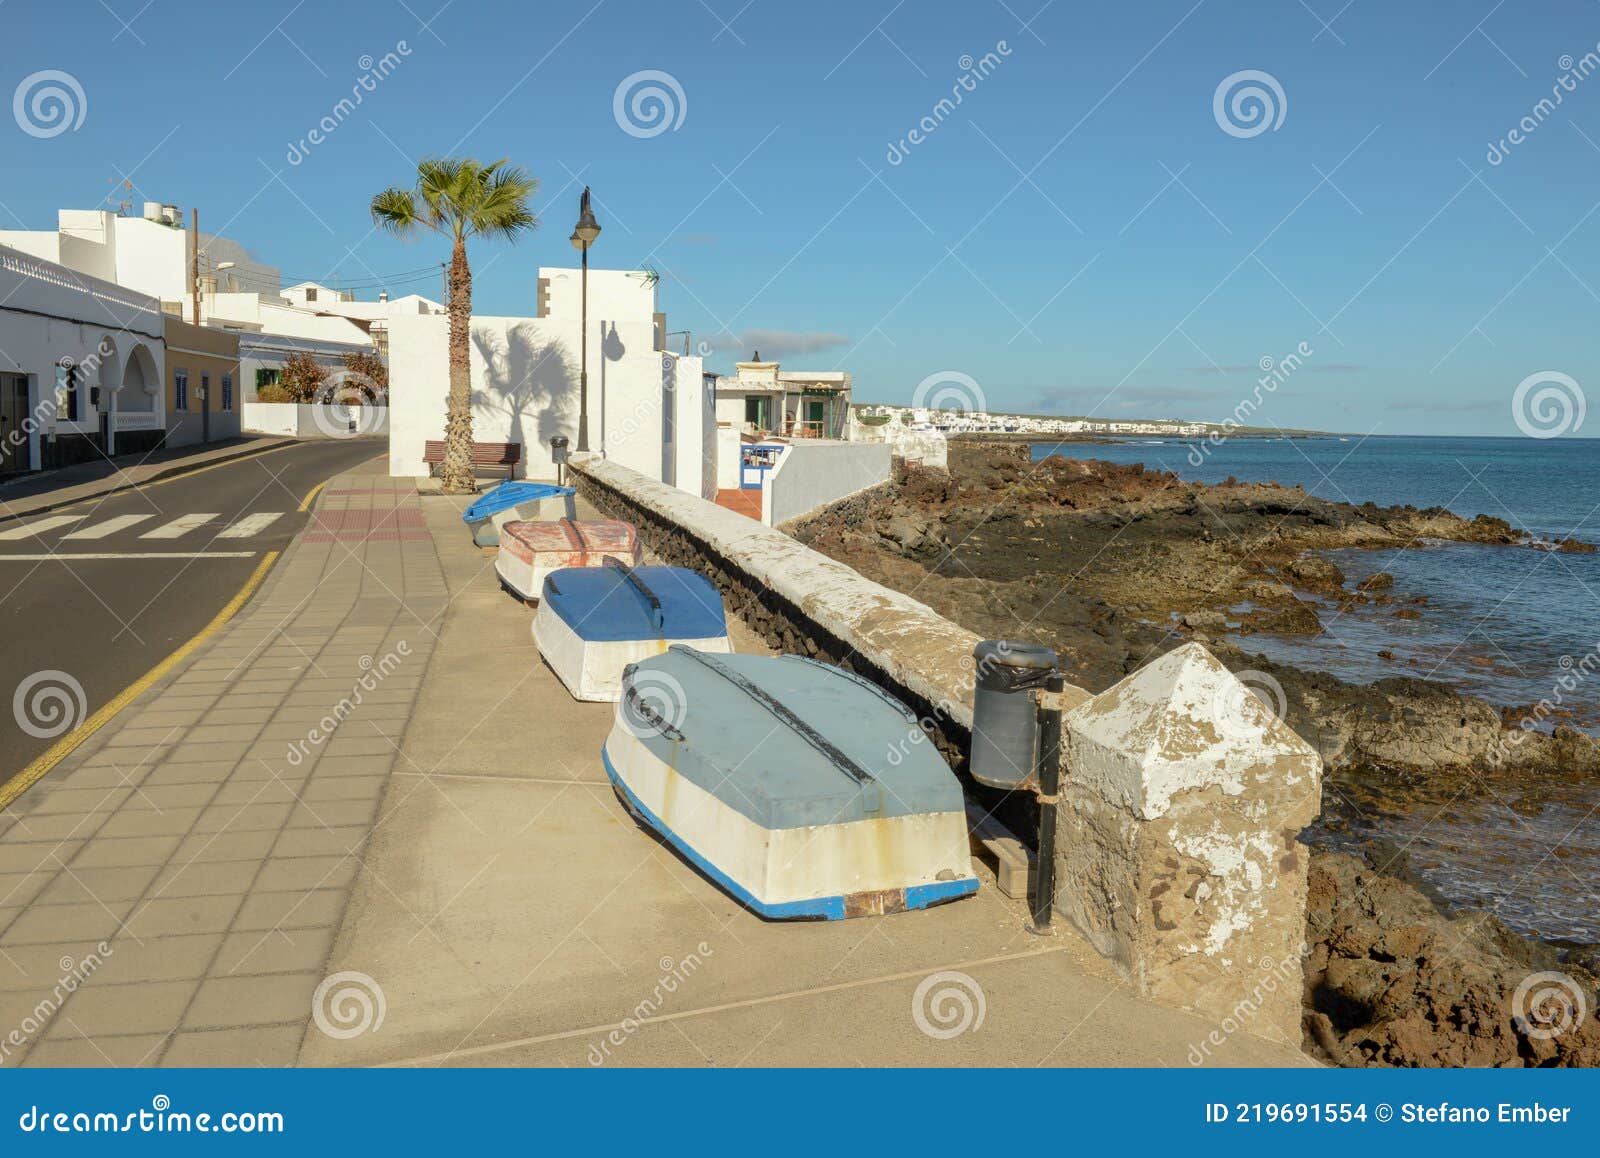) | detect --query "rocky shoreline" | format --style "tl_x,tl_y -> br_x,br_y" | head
790,441 -> 1600,1066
